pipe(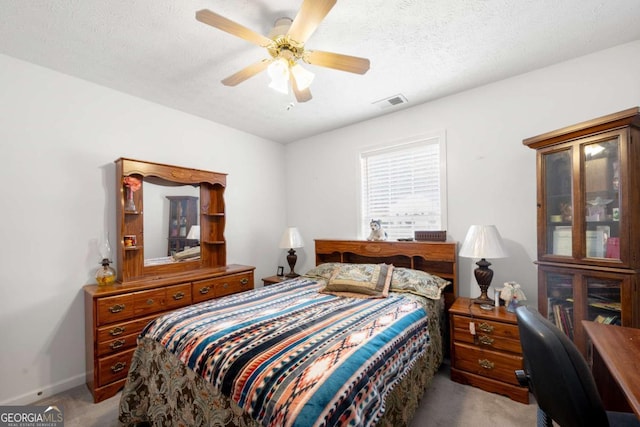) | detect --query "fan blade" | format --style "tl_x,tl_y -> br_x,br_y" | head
291,72 -> 312,102
287,0 -> 336,44
306,50 -> 370,74
221,59 -> 271,86
196,9 -> 273,48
